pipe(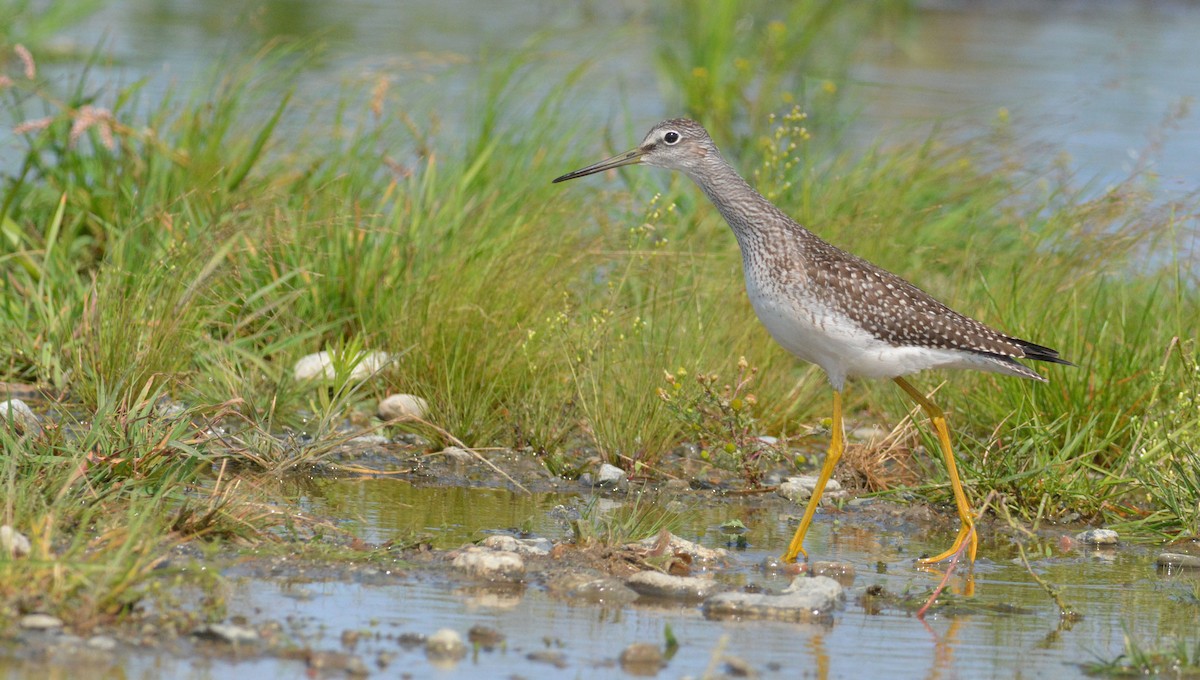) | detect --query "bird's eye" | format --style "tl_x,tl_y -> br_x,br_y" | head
663,130 -> 681,145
